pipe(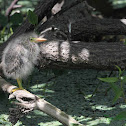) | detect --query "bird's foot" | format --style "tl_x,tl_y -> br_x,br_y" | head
11,87 -> 24,92
11,88 -> 29,93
